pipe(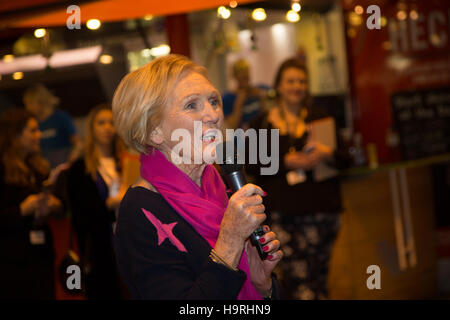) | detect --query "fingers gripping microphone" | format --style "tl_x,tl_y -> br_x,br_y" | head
216,141 -> 268,260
